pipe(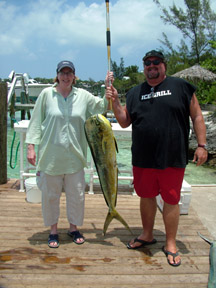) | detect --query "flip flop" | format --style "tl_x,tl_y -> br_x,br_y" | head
162,246 -> 181,267
67,230 -> 85,245
48,234 -> 59,248
127,238 -> 157,249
